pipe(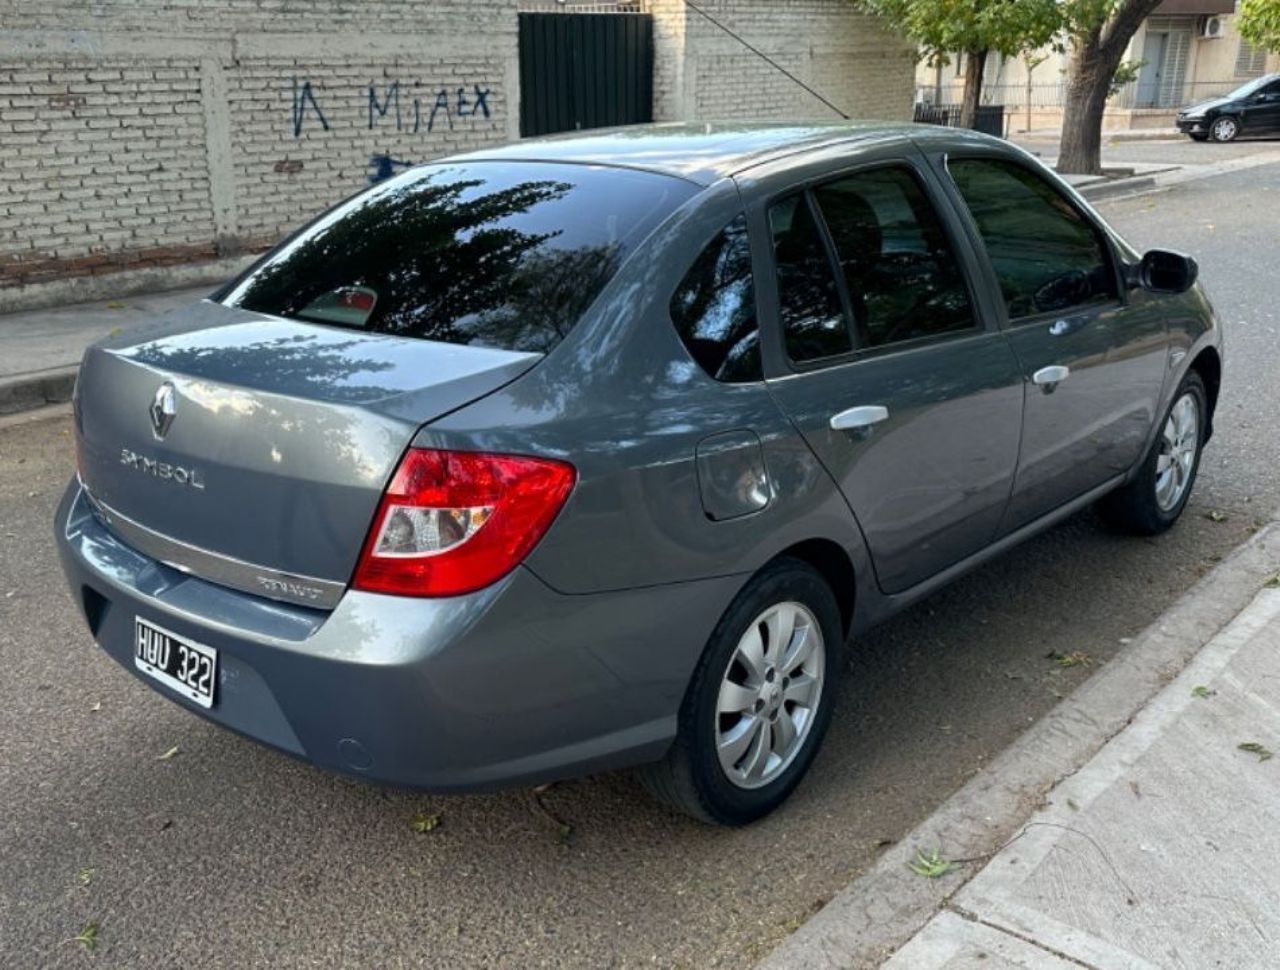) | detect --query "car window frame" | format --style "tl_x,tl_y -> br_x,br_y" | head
939,152 -> 1128,329
760,156 -> 993,375
667,210 -> 763,384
